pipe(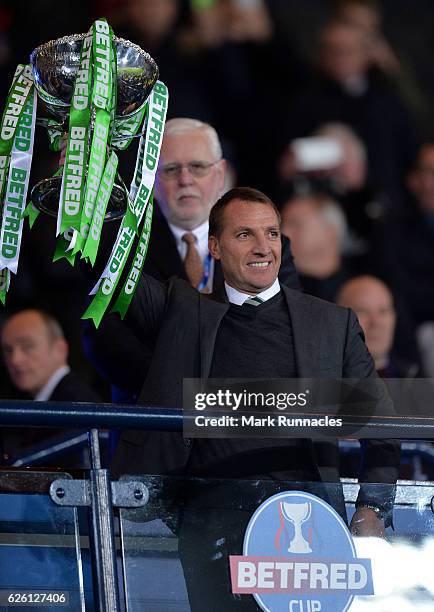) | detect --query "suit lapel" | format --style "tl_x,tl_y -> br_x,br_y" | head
281,286 -> 325,377
282,286 -> 342,487
199,290 -> 230,378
